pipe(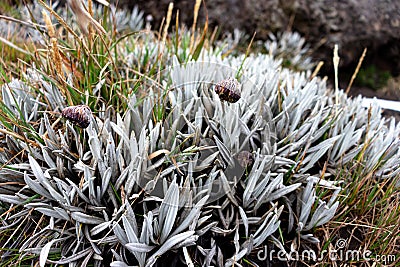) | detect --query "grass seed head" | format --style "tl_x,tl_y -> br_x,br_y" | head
51,37 -> 64,79
42,10 -> 55,38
